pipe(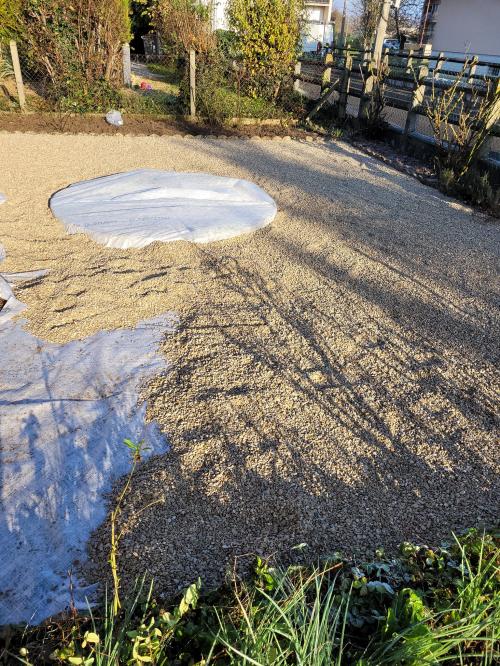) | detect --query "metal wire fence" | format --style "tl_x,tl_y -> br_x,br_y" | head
0,40 -> 156,114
